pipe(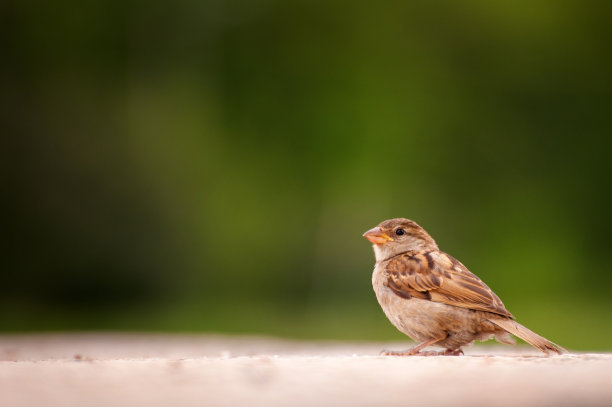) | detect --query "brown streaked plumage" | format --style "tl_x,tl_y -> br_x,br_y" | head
363,218 -> 566,356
